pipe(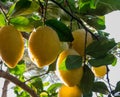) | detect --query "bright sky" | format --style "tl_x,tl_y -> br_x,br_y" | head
104,11 -> 120,94
0,11 -> 120,97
